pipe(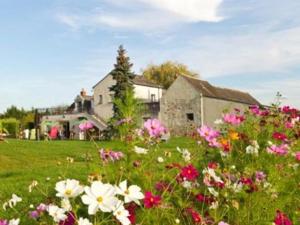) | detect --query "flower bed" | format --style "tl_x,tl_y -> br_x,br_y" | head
1,105 -> 300,225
